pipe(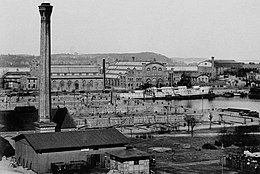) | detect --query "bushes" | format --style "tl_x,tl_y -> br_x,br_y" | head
217,126 -> 260,147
